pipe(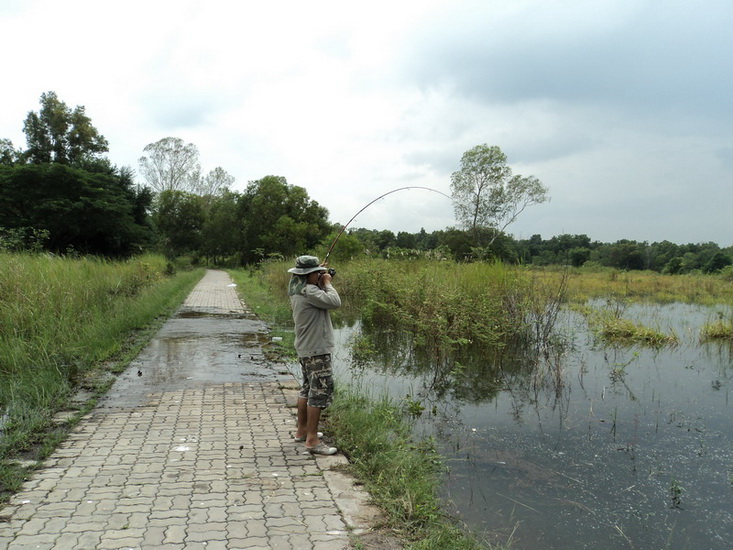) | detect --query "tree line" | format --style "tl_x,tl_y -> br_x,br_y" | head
1,92 -> 730,275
